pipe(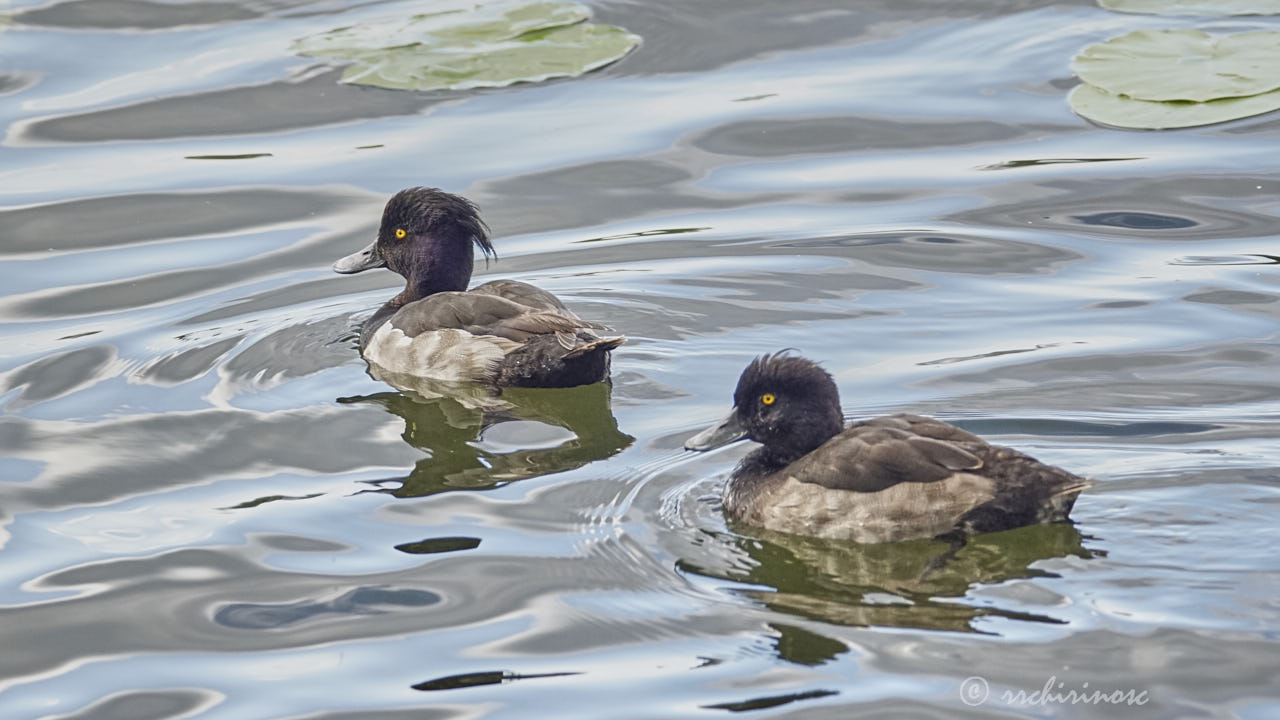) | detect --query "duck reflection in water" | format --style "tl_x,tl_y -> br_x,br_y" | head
684,521 -> 1096,635
341,380 -> 632,498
